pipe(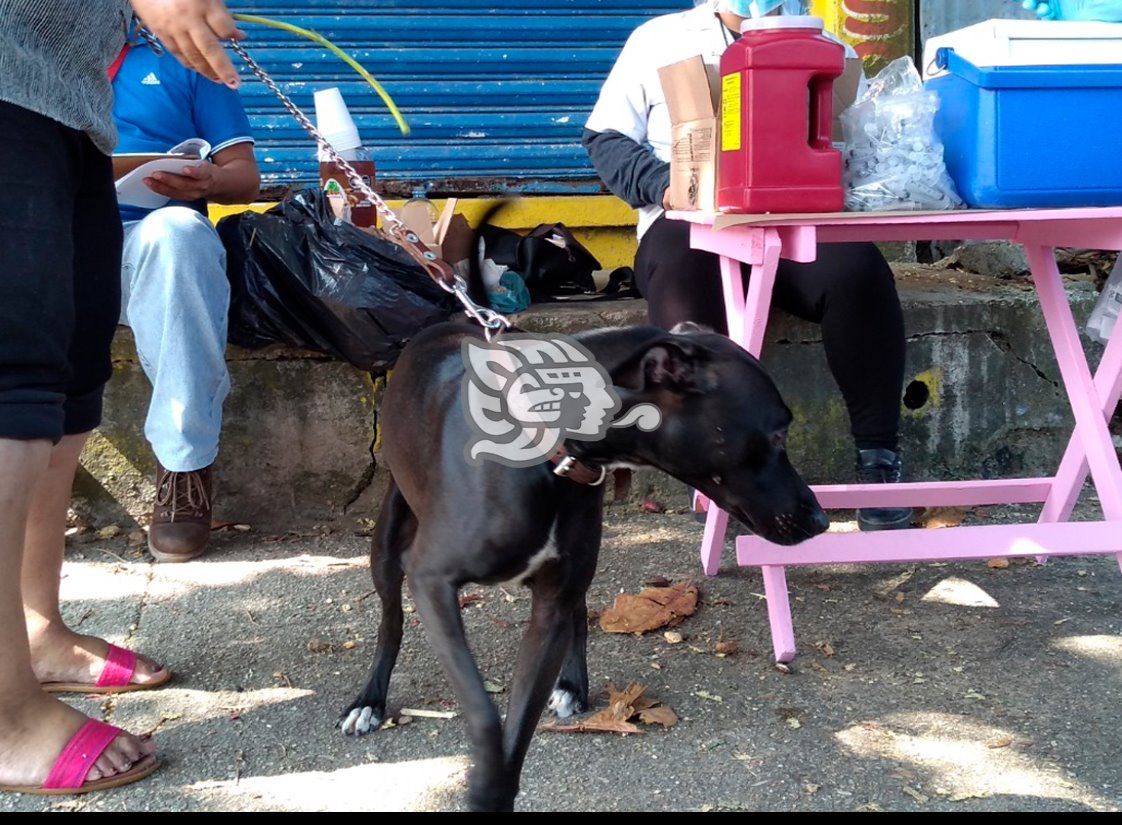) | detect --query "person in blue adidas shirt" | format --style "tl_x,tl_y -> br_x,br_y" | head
112,36 -> 260,563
